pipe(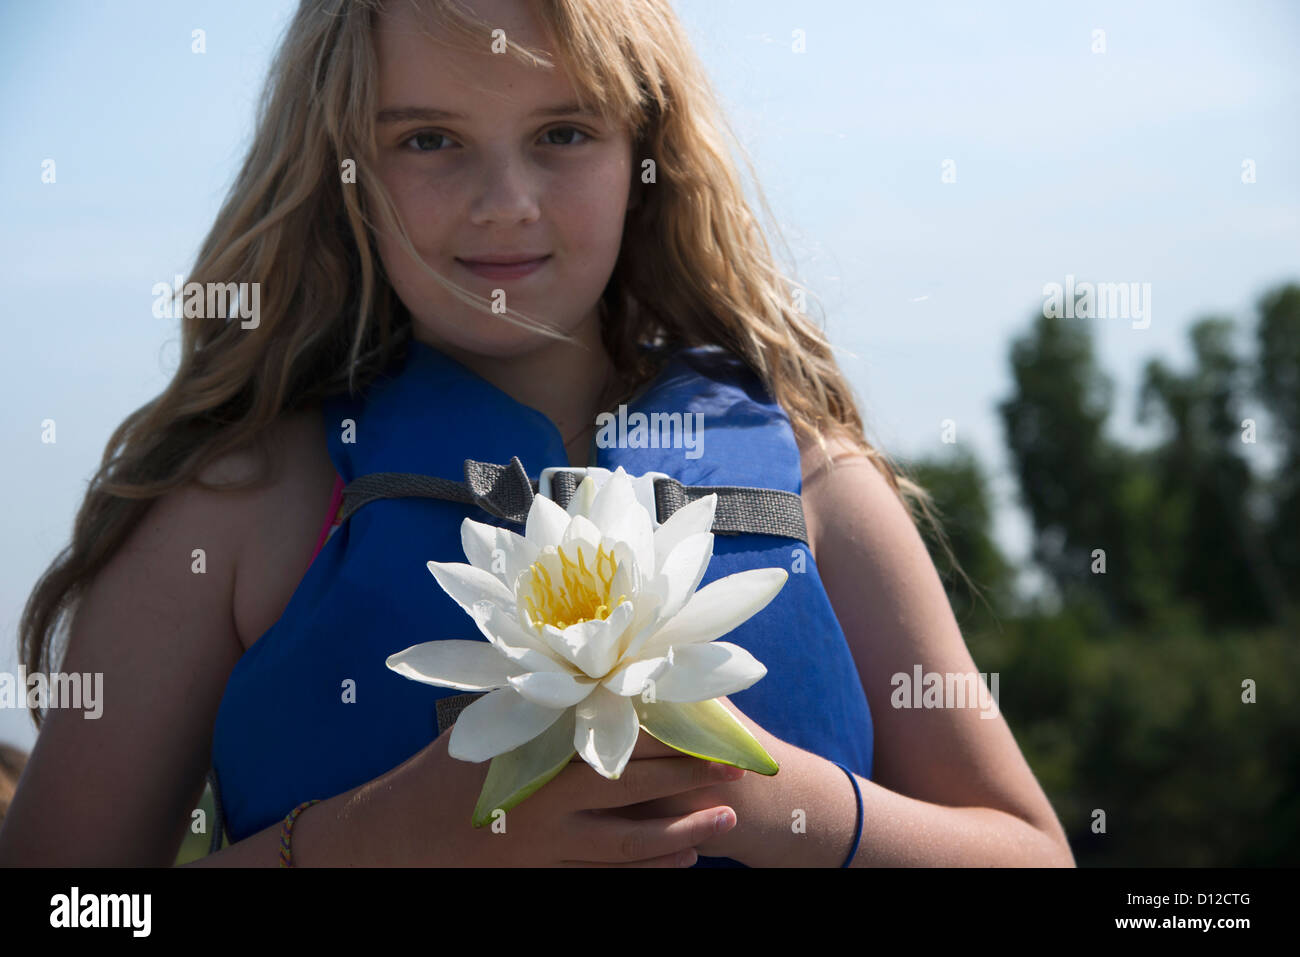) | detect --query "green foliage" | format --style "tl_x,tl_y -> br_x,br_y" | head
1137,317 -> 1282,626
966,612 -> 1300,866
996,311 -> 1166,625
998,286 -> 1298,632
1254,284 -> 1300,591
904,279 -> 1300,866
